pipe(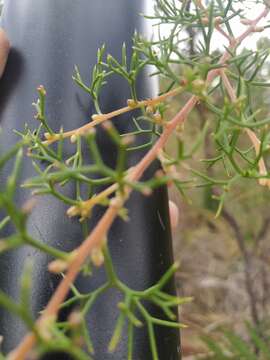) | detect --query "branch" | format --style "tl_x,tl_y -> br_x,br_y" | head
43,86 -> 184,145
220,70 -> 270,188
